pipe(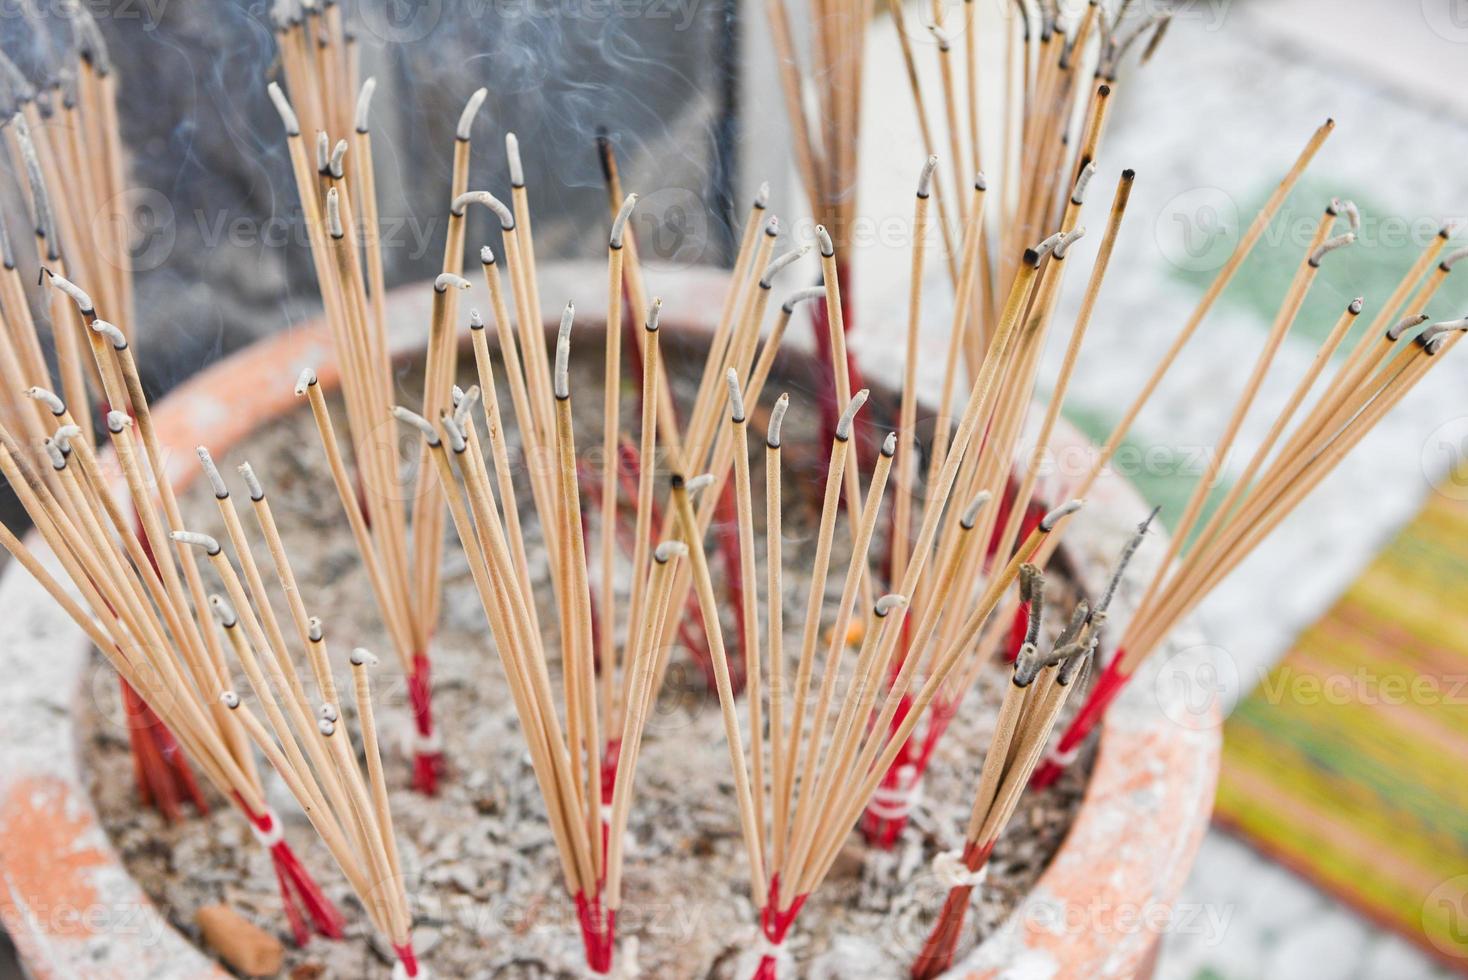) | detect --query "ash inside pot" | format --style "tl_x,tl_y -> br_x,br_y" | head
79,338 -> 1094,978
